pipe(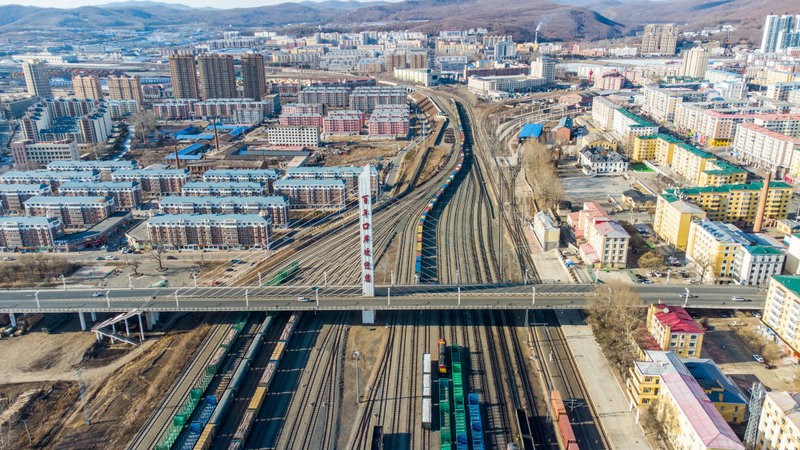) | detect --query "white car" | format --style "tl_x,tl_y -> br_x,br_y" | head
752,354 -> 765,363
731,296 -> 751,302
297,296 -> 312,302
91,291 -> 104,297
